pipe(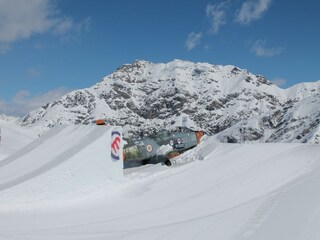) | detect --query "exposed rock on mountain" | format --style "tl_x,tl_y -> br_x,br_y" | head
21,60 -> 320,143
